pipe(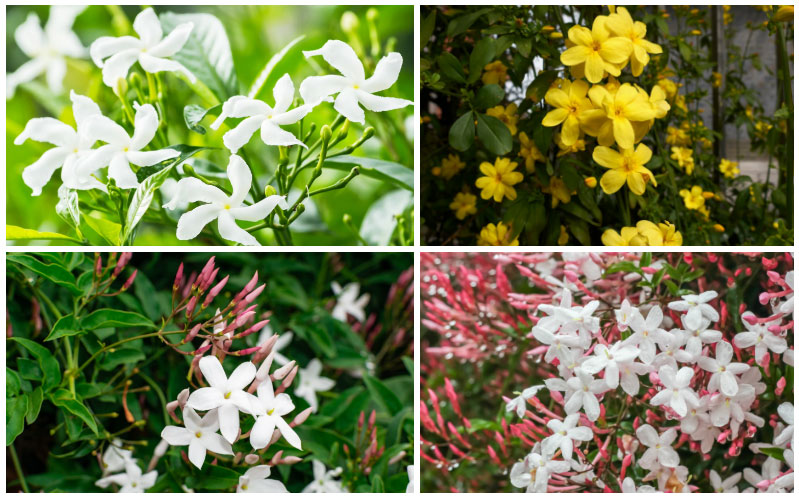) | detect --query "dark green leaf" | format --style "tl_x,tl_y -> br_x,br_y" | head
9,337 -> 61,391
476,113 -> 512,155
447,8 -> 492,37
324,155 -> 412,191
363,374 -> 403,415
473,84 -> 504,109
17,357 -> 42,381
7,395 -> 28,445
420,9 -> 437,48
99,348 -> 147,371
448,111 -> 475,151
26,387 -> 44,424
760,447 -> 785,462
183,104 -> 220,134
45,314 -> 84,341
247,35 -> 305,100
7,367 -> 21,395
526,70 -> 559,103
81,309 -> 155,331
468,38 -> 495,83
437,52 -> 466,83
7,253 -> 80,295
50,389 -> 99,436
371,475 -> 385,492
